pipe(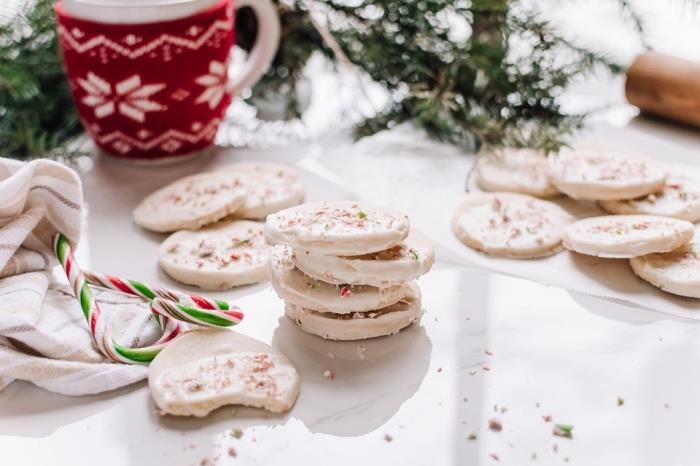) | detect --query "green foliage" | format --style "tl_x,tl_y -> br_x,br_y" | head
0,0 -> 639,160
247,0 -> 632,153
0,0 -> 83,160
